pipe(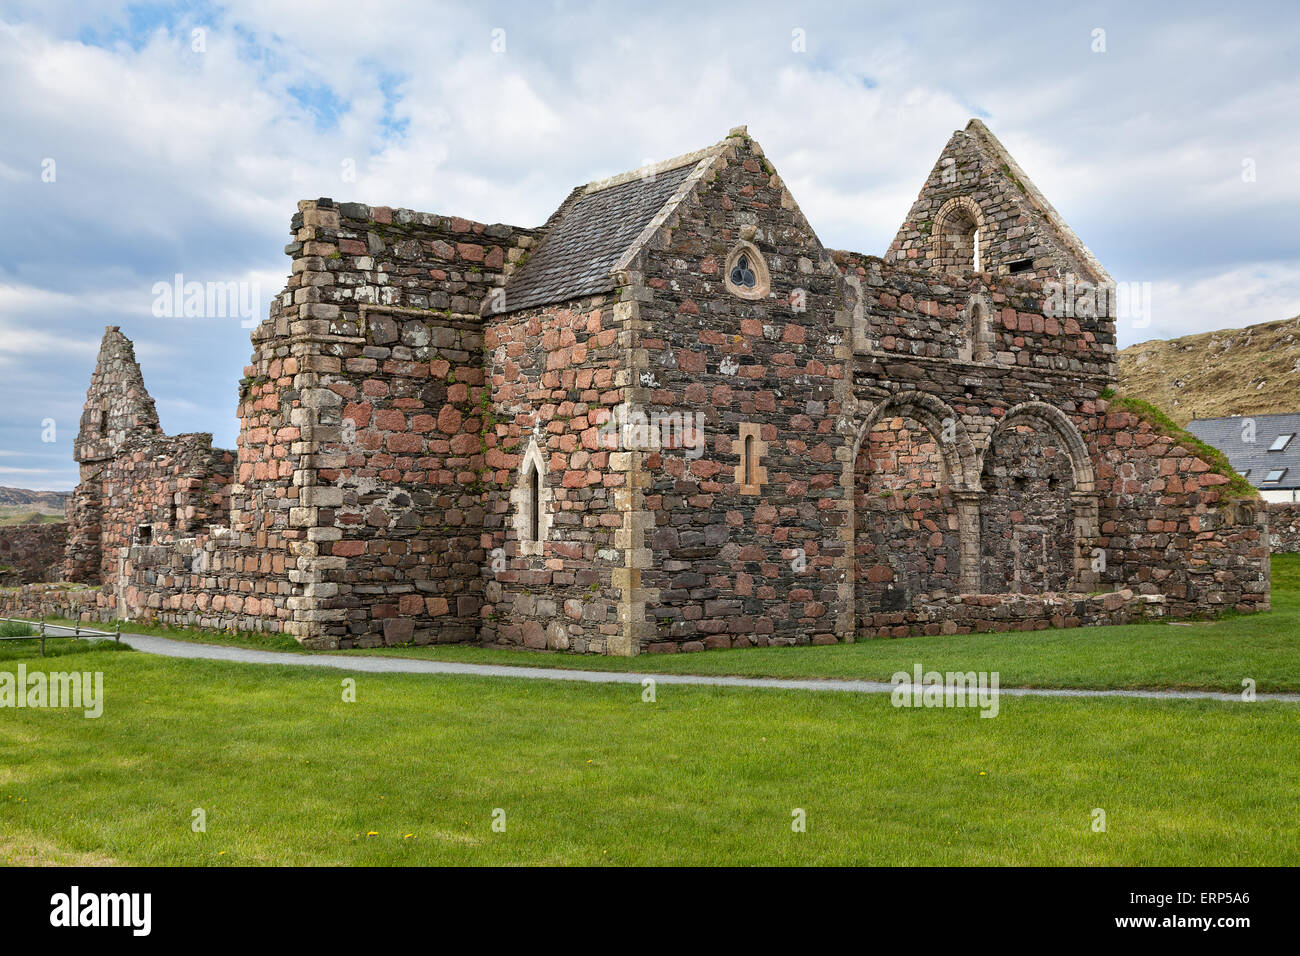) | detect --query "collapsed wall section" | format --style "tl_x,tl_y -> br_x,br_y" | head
0,522 -> 68,586
1090,401 -> 1268,615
